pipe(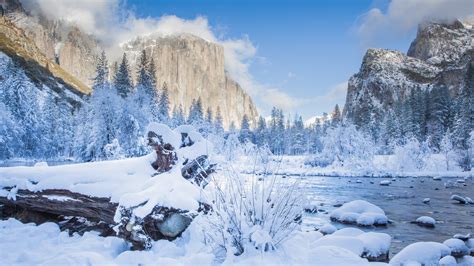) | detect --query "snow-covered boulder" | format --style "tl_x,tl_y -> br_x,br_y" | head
34,162 -> 48,167
390,242 -> 451,265
443,238 -> 470,257
412,216 -> 436,228
439,255 -> 457,266
303,201 -> 319,214
330,200 -> 388,226
312,228 -> 391,262
318,224 -> 337,235
451,194 -> 474,204
379,180 -> 391,186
